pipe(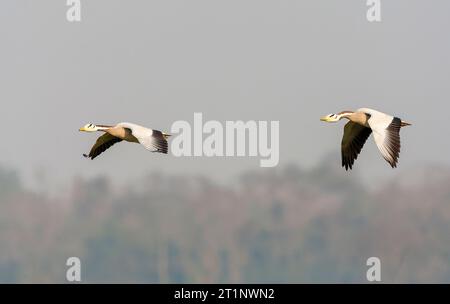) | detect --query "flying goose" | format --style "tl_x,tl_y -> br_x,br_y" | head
320,108 -> 411,170
79,123 -> 170,159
